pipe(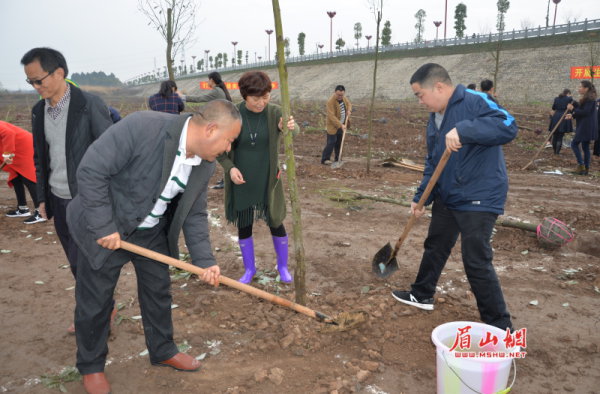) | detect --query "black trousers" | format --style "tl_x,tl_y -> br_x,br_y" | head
238,223 -> 286,239
11,174 -> 38,207
321,128 -> 343,163
75,220 -> 178,374
551,132 -> 564,154
411,199 -> 512,330
50,193 -> 79,278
